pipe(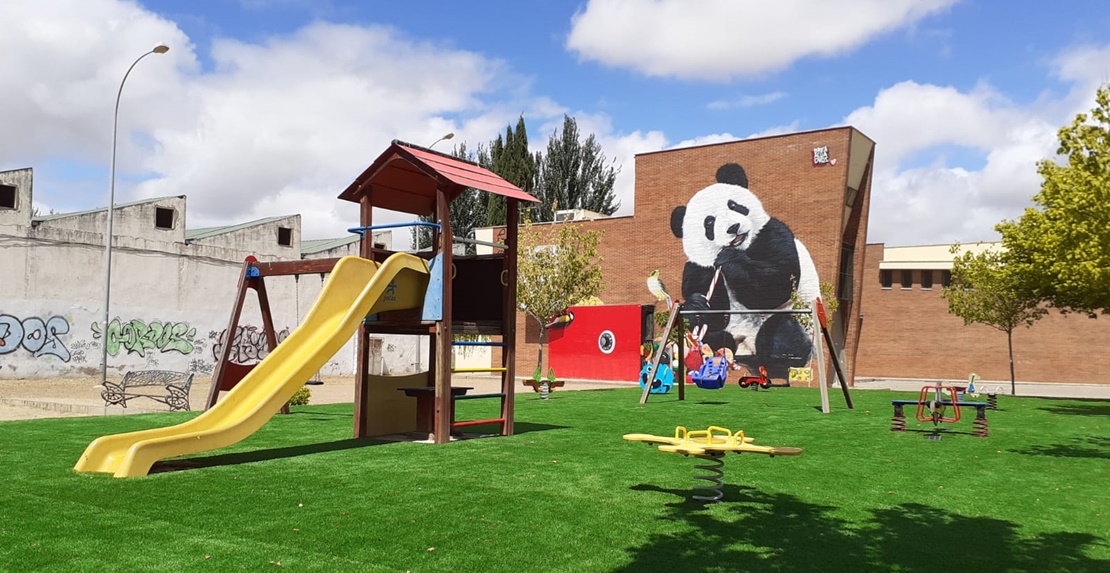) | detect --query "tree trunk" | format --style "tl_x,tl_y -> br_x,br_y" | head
538,325 -> 548,377
1007,328 -> 1016,396
538,325 -> 550,400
